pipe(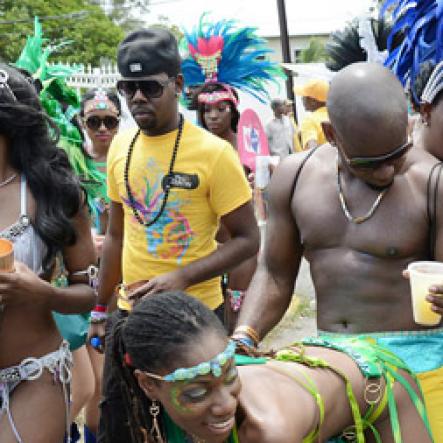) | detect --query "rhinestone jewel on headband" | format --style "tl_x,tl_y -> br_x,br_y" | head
0,70 -> 17,101
144,340 -> 236,383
